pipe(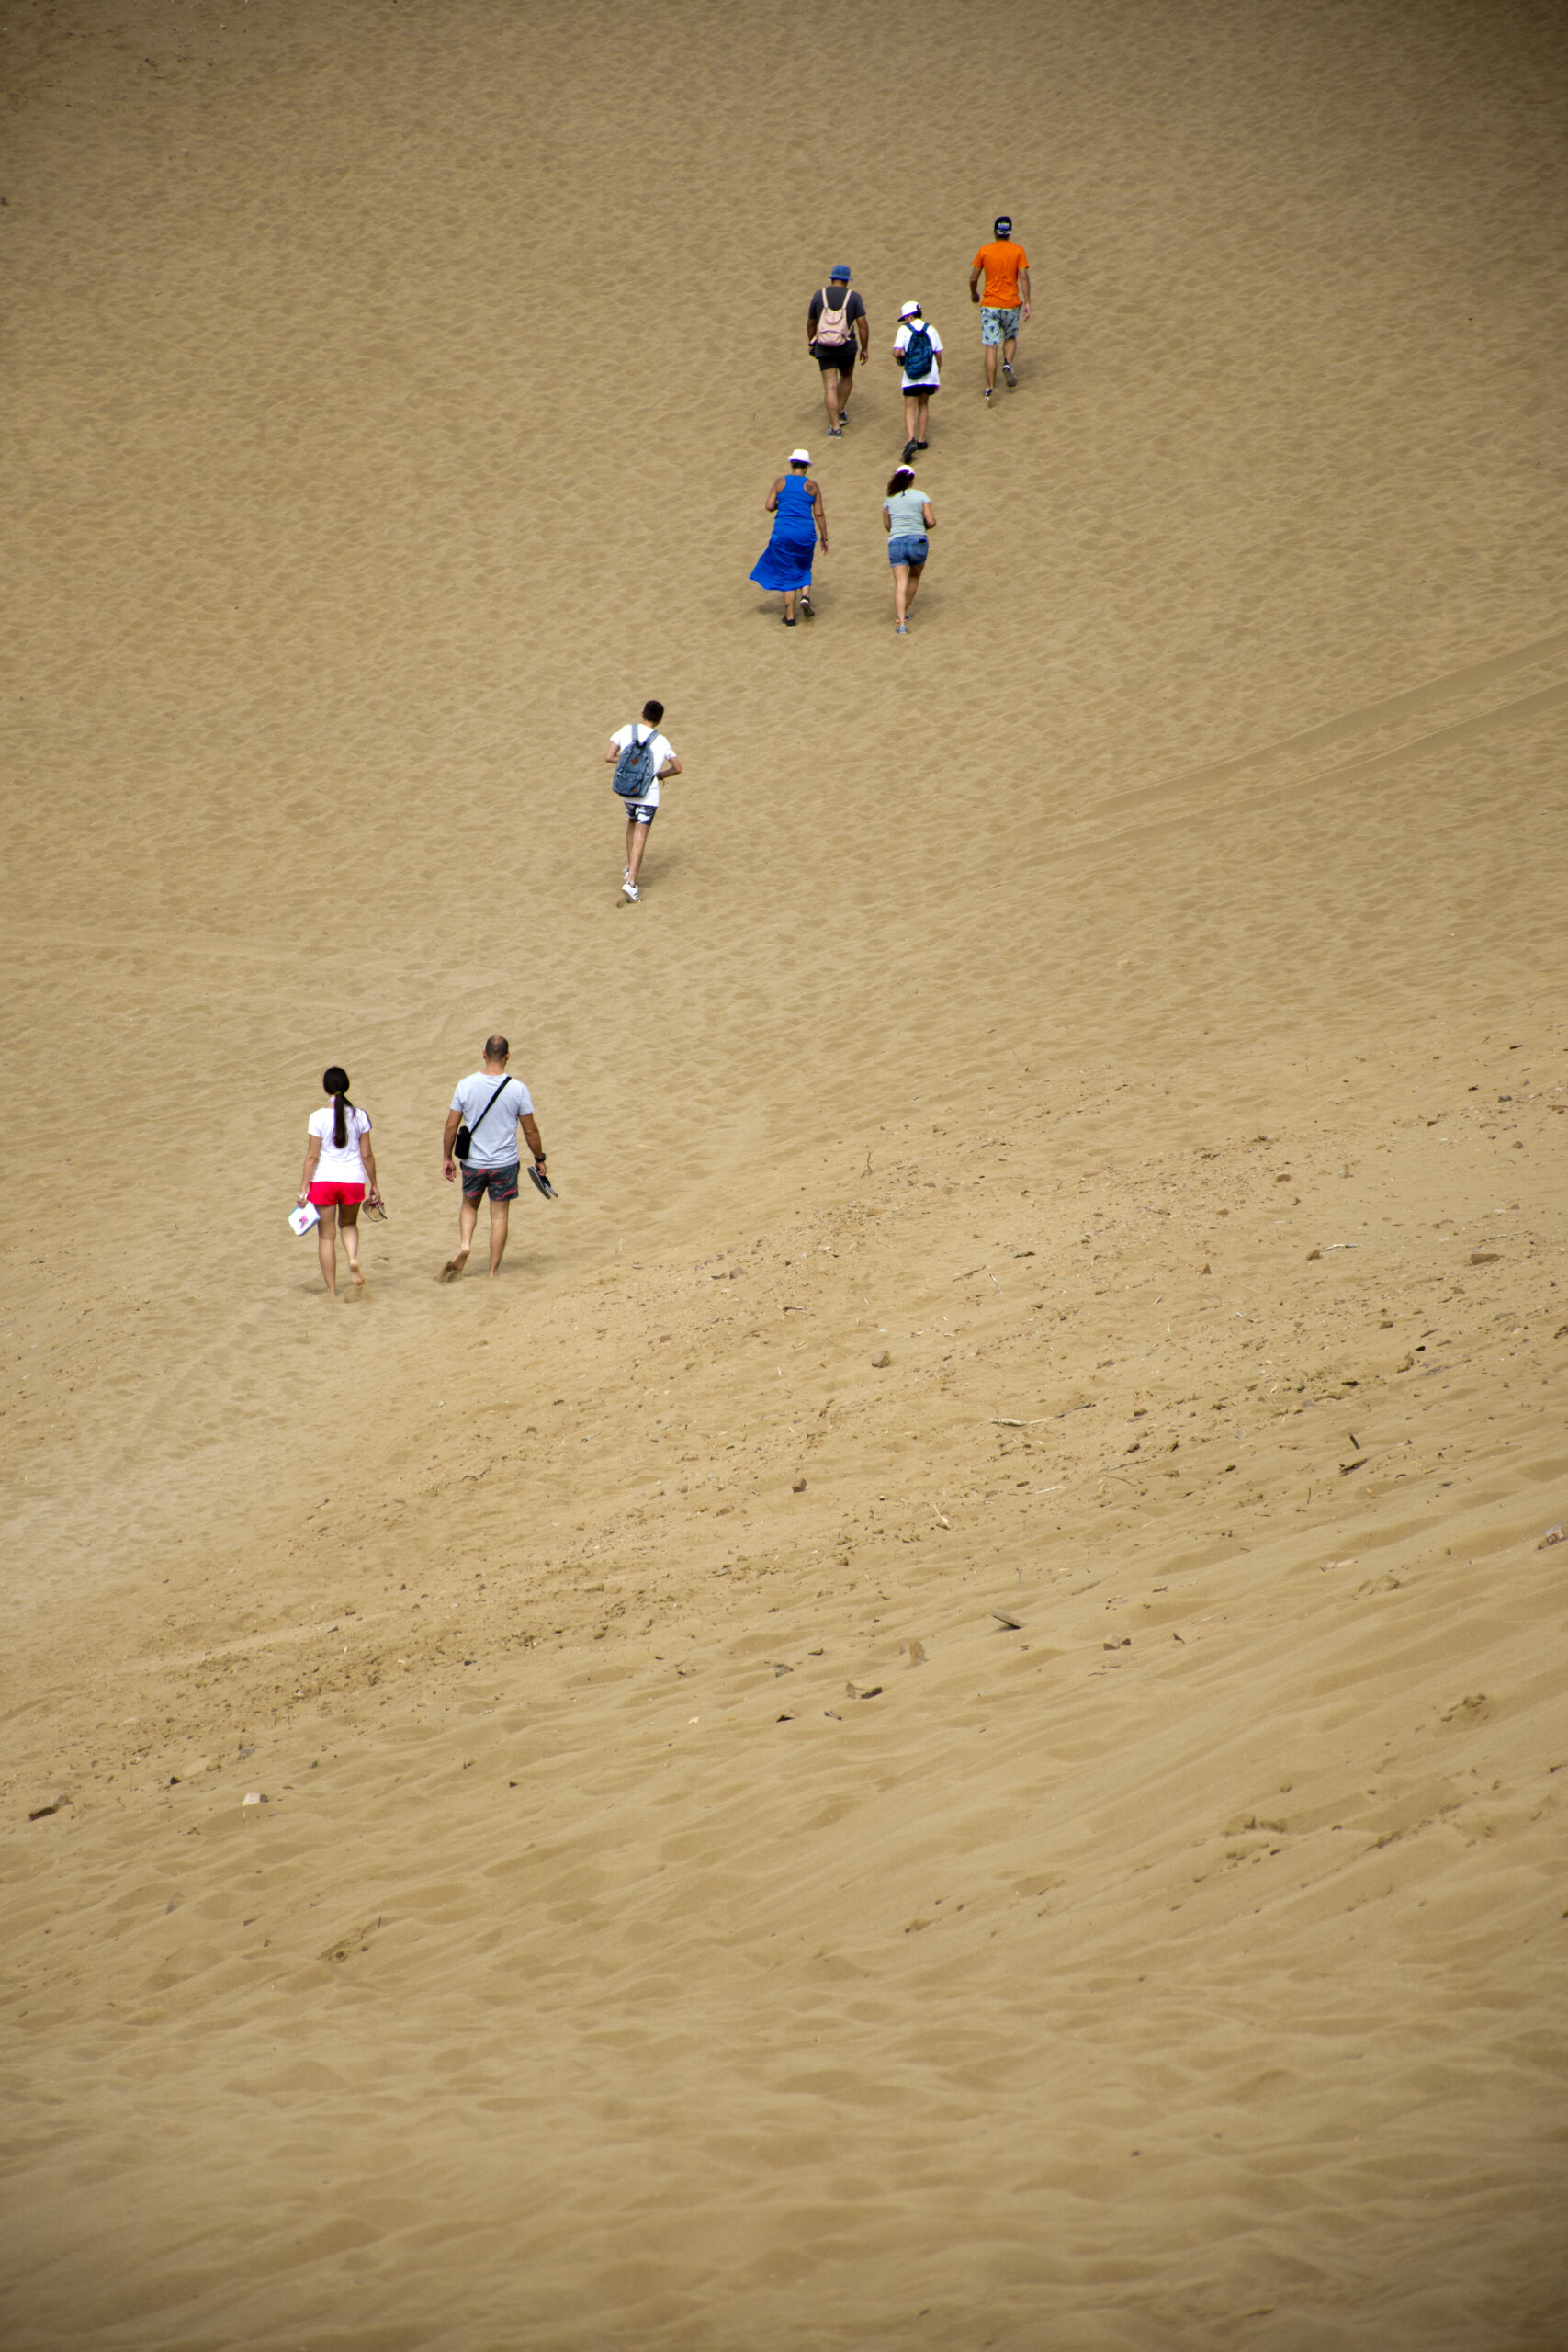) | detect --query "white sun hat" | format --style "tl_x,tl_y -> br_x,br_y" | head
789,447 -> 811,464
900,300 -> 922,318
